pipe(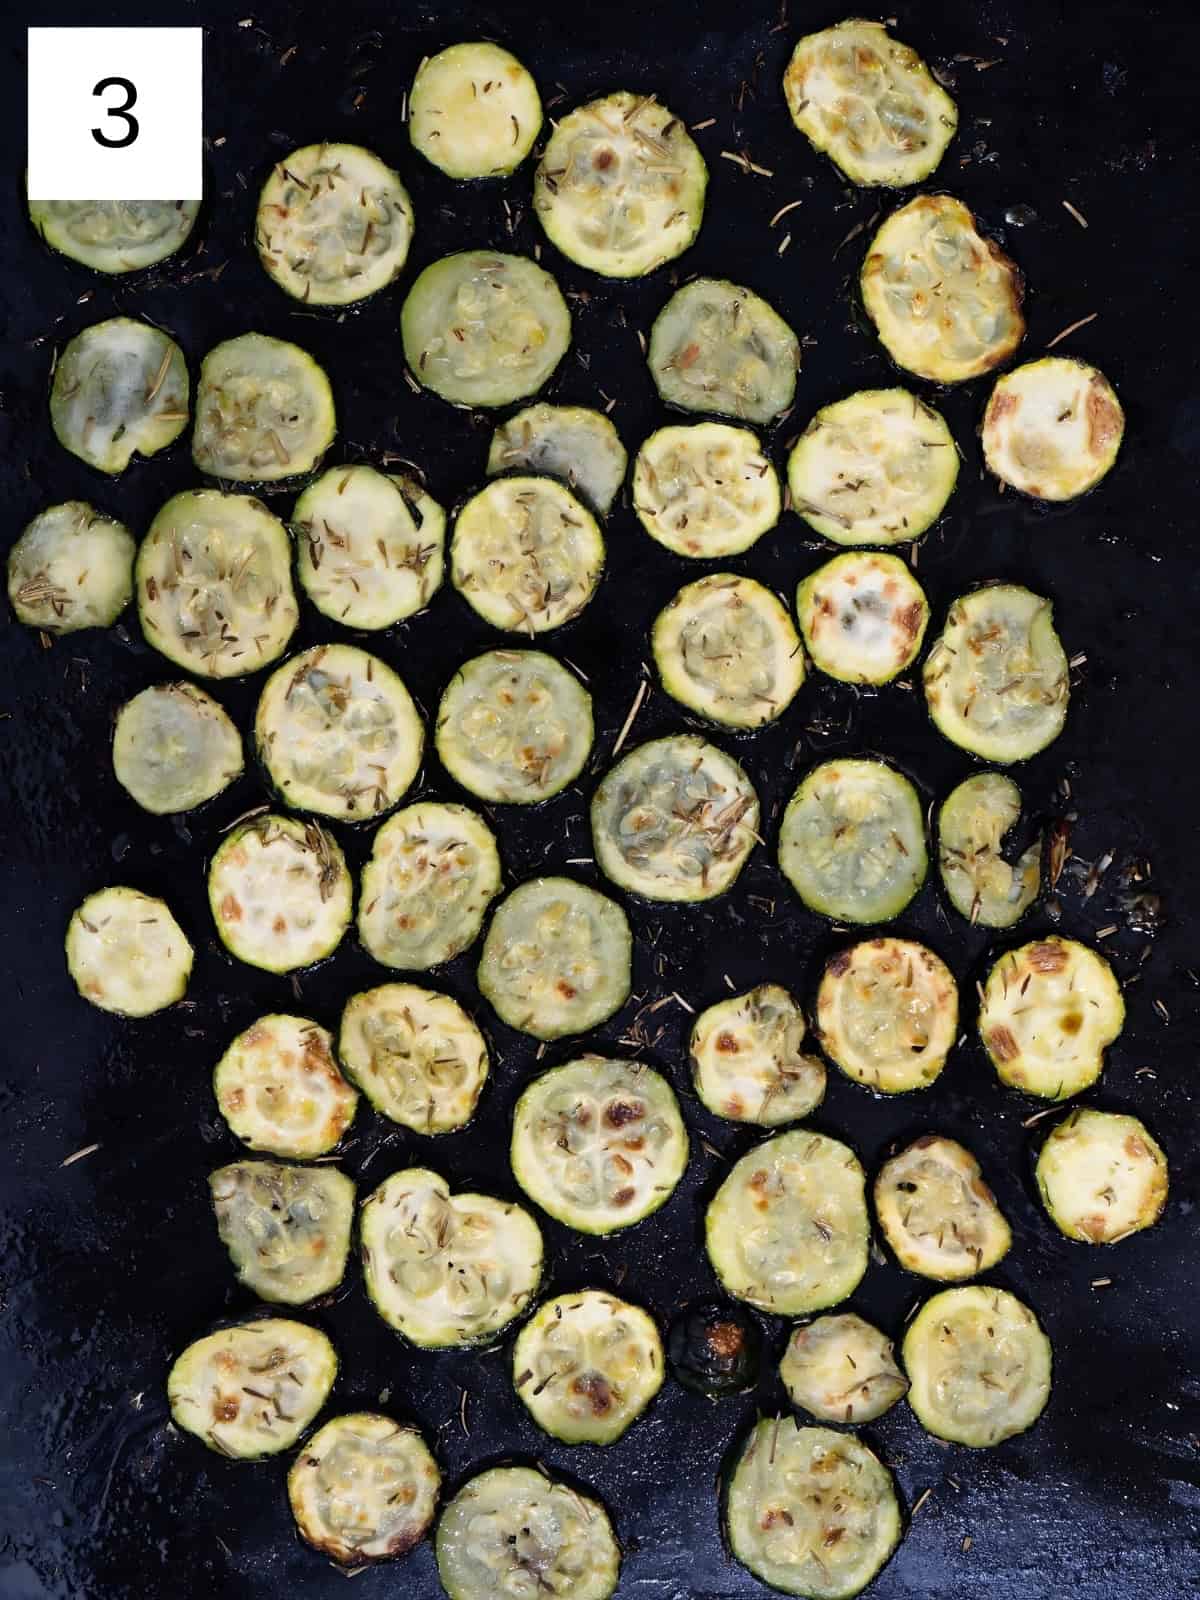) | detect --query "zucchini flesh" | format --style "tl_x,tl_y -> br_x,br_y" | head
512,1290 -> 663,1444
51,318 -> 188,474
488,403 -> 627,516
209,1160 -> 355,1304
653,573 -> 805,728
112,683 -> 244,815
983,356 -> 1124,501
938,772 -> 1040,927
648,278 -> 798,424
779,1314 -> 908,1425
65,886 -> 192,1017
875,1135 -> 1011,1278
633,422 -> 780,558
288,1413 -> 440,1565
338,983 -> 489,1134
979,937 -> 1124,1099
690,984 -> 825,1127
30,197 -> 199,273
816,938 -> 957,1094
8,501 -> 133,632
796,551 -> 928,684
209,816 -> 352,973
410,42 -> 542,179
192,332 -> 335,482
1036,1107 -> 1168,1244
214,1013 -> 358,1158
